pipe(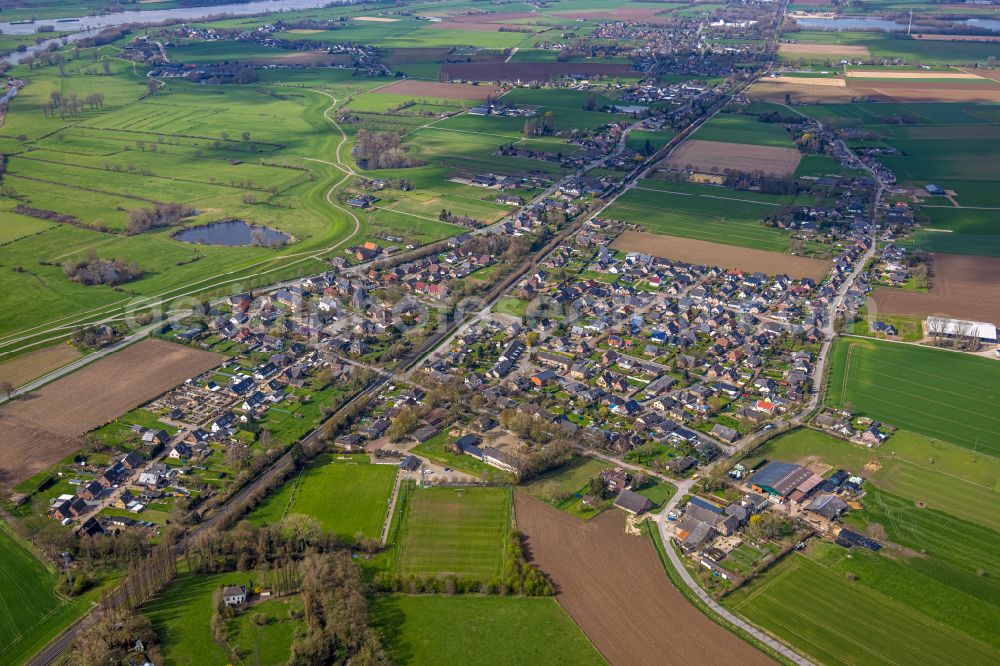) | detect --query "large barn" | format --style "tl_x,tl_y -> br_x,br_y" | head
747,461 -> 822,503
926,317 -> 997,343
